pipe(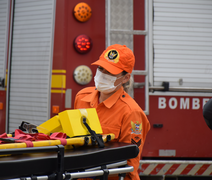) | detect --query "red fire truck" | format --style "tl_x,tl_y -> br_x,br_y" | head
0,0 -> 211,179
